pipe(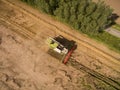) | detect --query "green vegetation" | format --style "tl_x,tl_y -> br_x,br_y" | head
89,31 -> 120,53
21,0 -> 113,34
112,24 -> 120,31
21,0 -> 120,53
